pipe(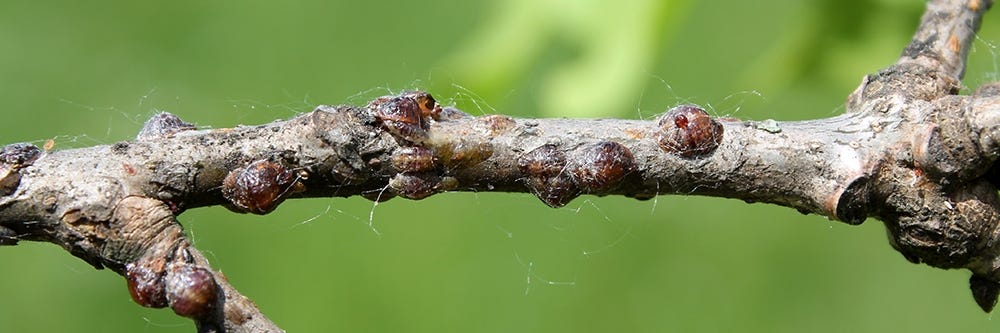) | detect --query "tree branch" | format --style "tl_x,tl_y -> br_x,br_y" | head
1,0 -> 999,331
